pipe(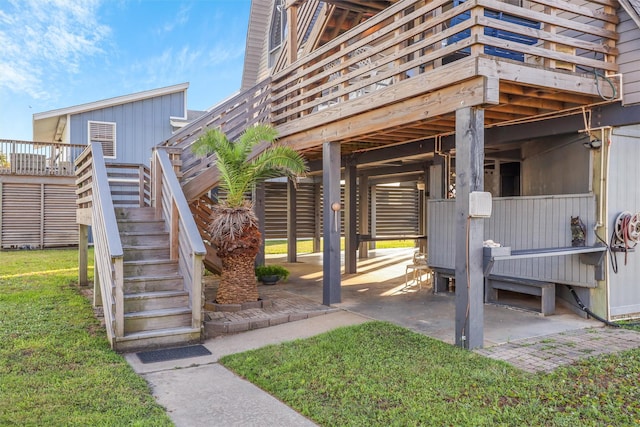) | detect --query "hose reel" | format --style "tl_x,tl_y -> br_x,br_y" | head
610,211 -> 640,272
